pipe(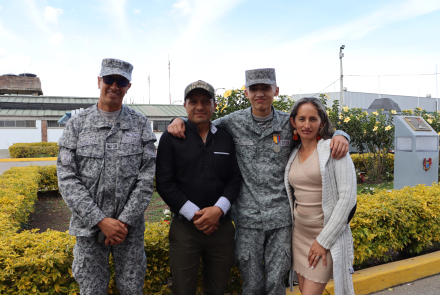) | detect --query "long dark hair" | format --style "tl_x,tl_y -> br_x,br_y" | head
290,97 -> 334,142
